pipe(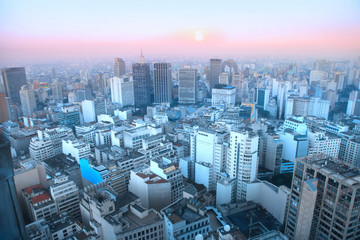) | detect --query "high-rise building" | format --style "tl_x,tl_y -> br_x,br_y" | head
0,136 -> 27,239
114,57 -> 126,77
19,85 -> 36,116
153,63 -> 172,104
346,91 -> 360,116
338,132 -> 360,167
132,52 -> 152,106
226,129 -> 259,200
52,81 -> 63,101
192,128 -> 229,191
212,86 -> 236,109
285,96 -> 330,120
256,88 -> 270,109
1,67 -> 27,104
285,154 -> 360,240
209,59 -> 222,91
81,99 -> 106,123
0,93 -> 9,123
218,72 -> 229,85
110,75 -> 134,107
178,67 -> 197,104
